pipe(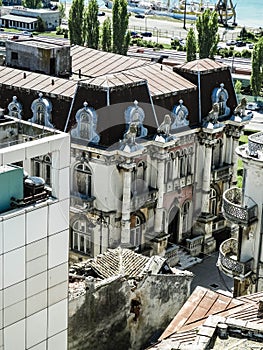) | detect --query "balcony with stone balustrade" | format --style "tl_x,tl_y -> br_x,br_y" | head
222,187 -> 258,226
217,238 -> 253,280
